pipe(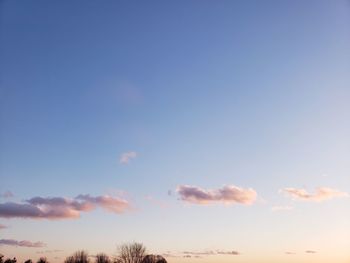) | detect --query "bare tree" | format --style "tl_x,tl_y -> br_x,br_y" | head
64,256 -> 74,263
64,251 -> 89,263
4,258 -> 16,263
115,243 -> 146,263
0,254 -> 3,263
95,254 -> 110,263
